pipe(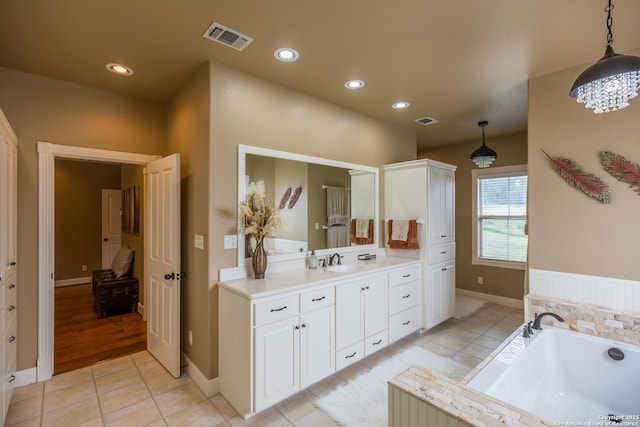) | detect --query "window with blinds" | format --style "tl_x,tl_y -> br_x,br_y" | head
472,165 -> 528,269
